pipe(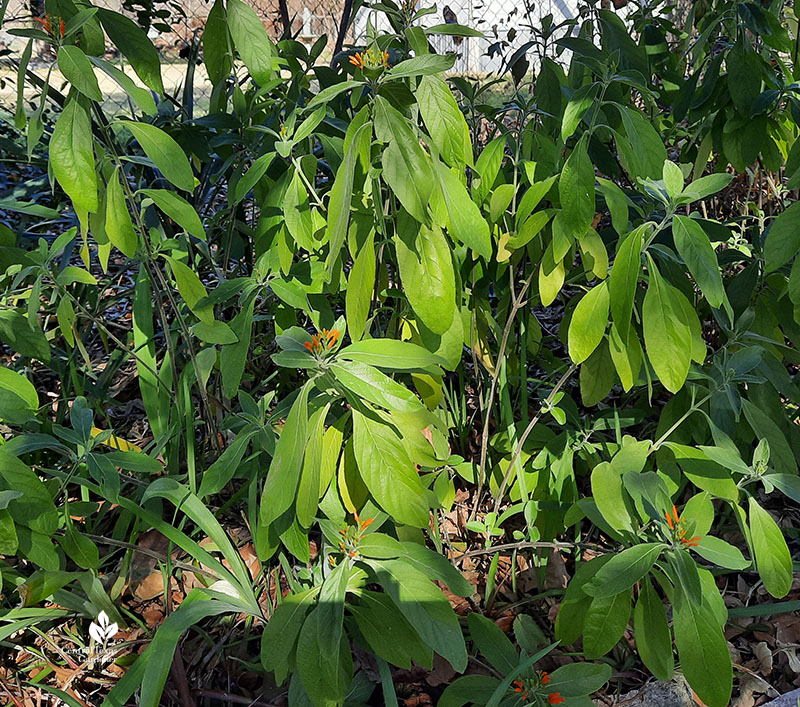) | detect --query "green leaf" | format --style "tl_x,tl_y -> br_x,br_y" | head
0,367 -> 39,422
693,535 -> 749,570
369,557 -> 467,671
673,591 -> 732,707
727,37 -> 762,115
434,160 -> 491,258
668,444 -> 739,501
0,311 -> 49,361
662,160 -> 684,199
387,54 -> 456,78
203,0 -> 232,85
261,588 -> 318,682
220,295 -> 255,398
748,497 -> 792,598
331,360 -> 423,413
350,591 -> 432,669
375,97 -> 435,225
608,224 -> 644,339
395,213 -> 456,335
642,255 -> 692,393
584,543 -> 664,598
681,173 -> 734,201
284,169 -> 315,251
345,231 -> 375,342
351,410 -> 430,527
467,613 -> 517,675
163,256 -> 213,324
325,123 -> 371,280
559,139 -> 595,237
59,523 -> 100,569
97,9 -> 163,93
51,96 -> 98,229
260,383 -> 311,527
338,339 -> 446,371
0,451 -> 58,535
106,167 -> 138,257
615,105 -> 667,181
119,122 -> 195,192
568,282 -> 610,364
227,0 -> 277,85
561,83 -> 599,142
764,200 -> 800,272
418,75 -> 472,167
633,577 -> 674,681
199,429 -> 255,498
590,461 -> 633,533
672,215 -> 725,308
424,23 -> 484,37
608,323 -> 642,391
234,153 -> 276,204
58,46 -> 102,101
547,662 -> 612,697
89,57 -> 157,116
582,590 -> 631,658
140,189 -> 205,240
